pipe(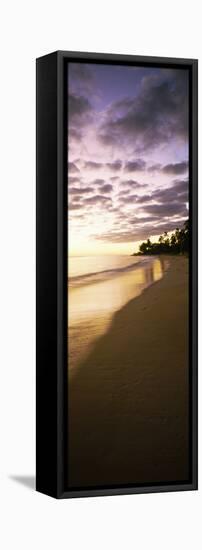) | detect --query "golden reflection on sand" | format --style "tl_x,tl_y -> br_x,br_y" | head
68,257 -> 169,376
